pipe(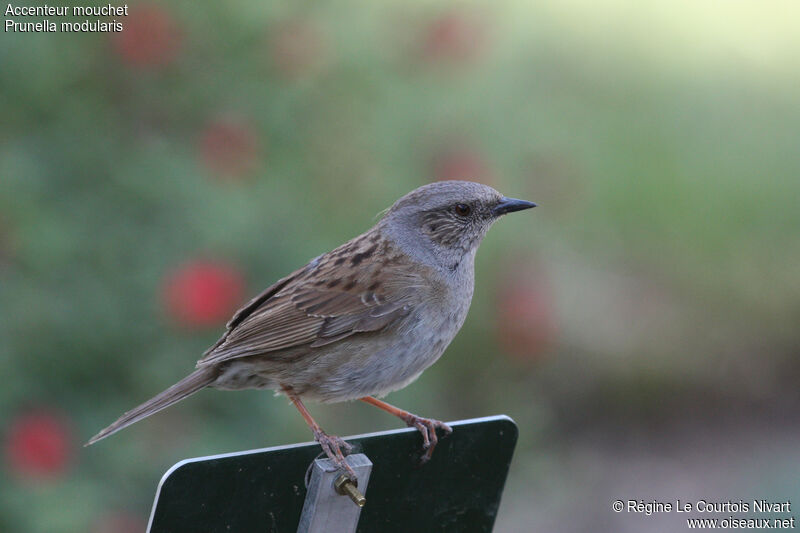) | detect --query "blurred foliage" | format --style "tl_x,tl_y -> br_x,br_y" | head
1,0 -> 799,531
